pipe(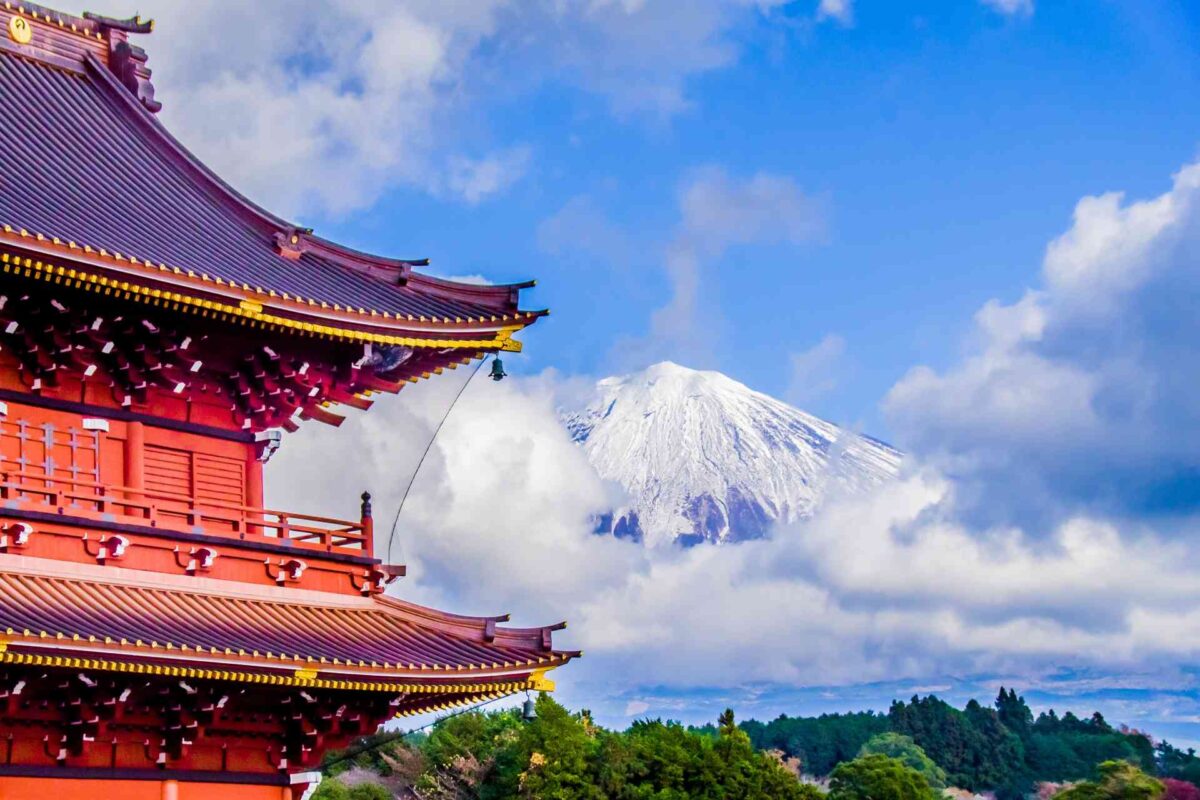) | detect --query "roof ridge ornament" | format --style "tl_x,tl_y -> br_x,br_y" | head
274,228 -> 313,261
81,11 -> 153,34
83,11 -> 160,113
